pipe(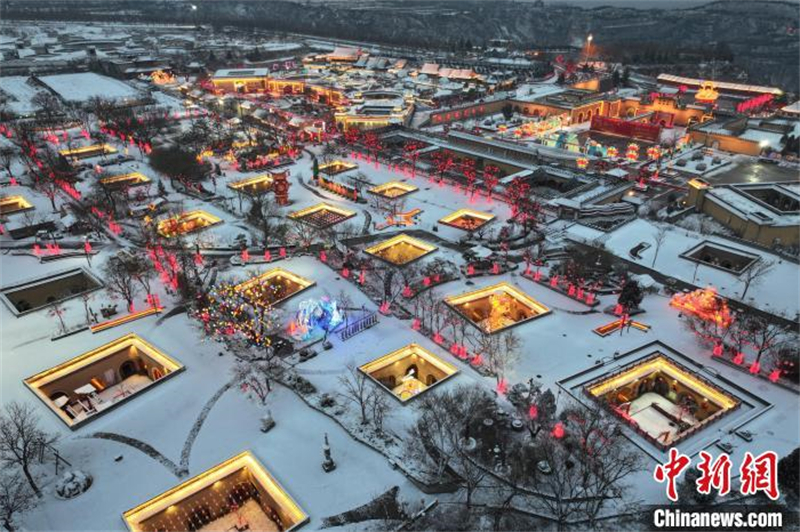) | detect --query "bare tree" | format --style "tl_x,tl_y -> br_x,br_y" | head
0,402 -> 58,497
739,259 -> 775,299
338,362 -> 371,424
47,301 -> 67,334
0,471 -> 38,532
231,356 -> 281,405
651,225 -> 668,267
101,256 -> 141,312
469,330 -> 521,384
368,387 -> 391,434
406,385 -> 494,506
